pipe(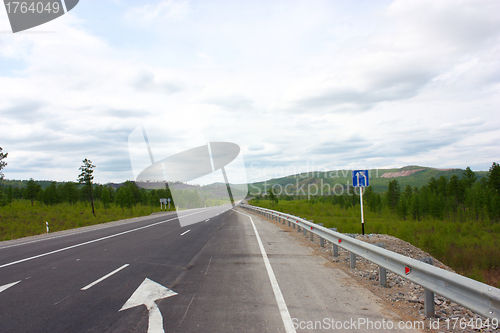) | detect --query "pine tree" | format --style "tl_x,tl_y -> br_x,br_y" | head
78,158 -> 96,216
124,186 -> 135,212
0,188 -> 5,207
115,187 -> 126,212
7,185 -> 13,206
24,178 -> 41,206
410,193 -> 420,221
387,180 -> 401,213
42,182 -> 59,206
0,147 -> 7,180
101,186 -> 111,212
267,187 -> 278,205
462,166 -> 477,188
488,162 -> 500,194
